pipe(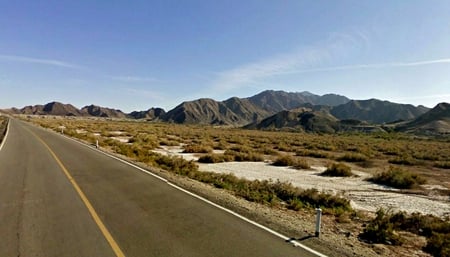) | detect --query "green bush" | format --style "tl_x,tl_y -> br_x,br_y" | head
360,208 -> 403,245
368,166 -> 426,189
321,163 -> 353,177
